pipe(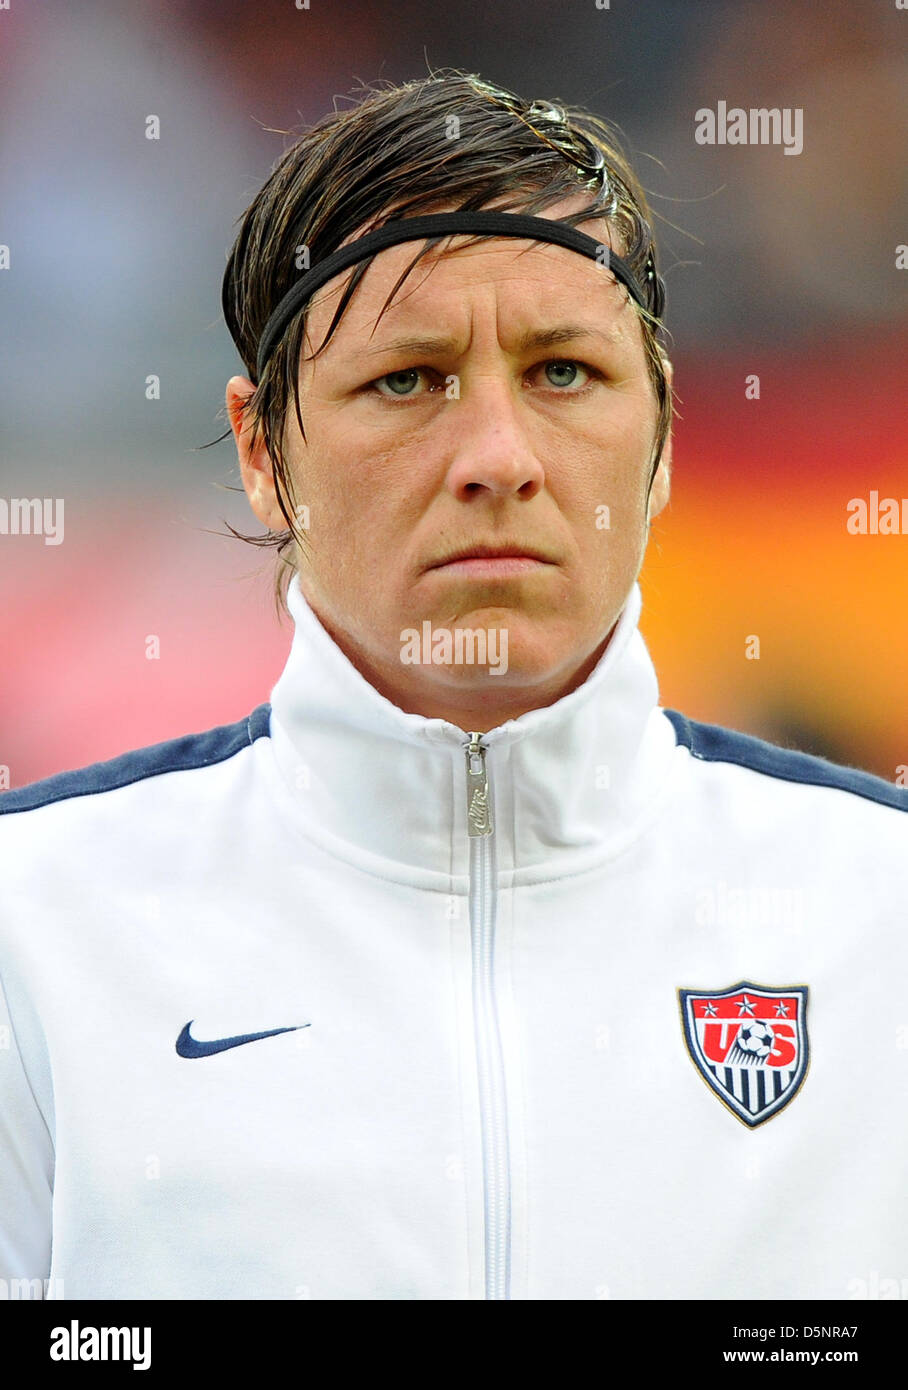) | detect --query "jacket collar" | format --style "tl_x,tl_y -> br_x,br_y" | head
267,574 -> 677,883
